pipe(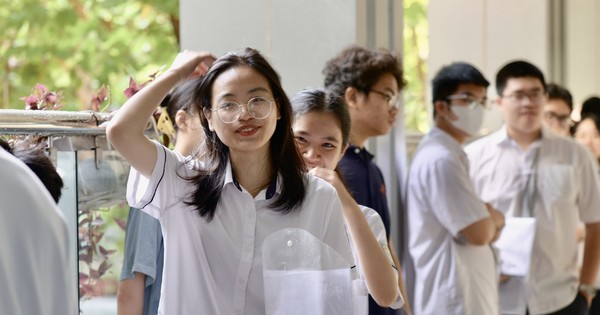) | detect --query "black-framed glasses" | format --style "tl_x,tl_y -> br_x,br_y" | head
370,89 -> 399,108
446,94 -> 488,110
208,97 -> 274,124
543,111 -> 573,127
502,90 -> 546,104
